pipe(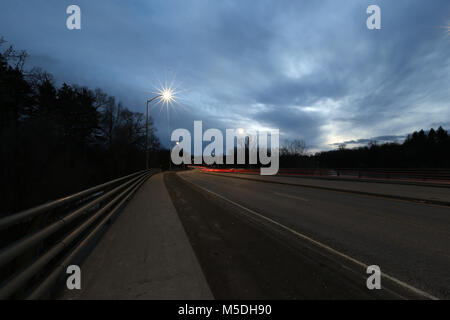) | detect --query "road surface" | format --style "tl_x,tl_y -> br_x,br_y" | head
164,169 -> 450,299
